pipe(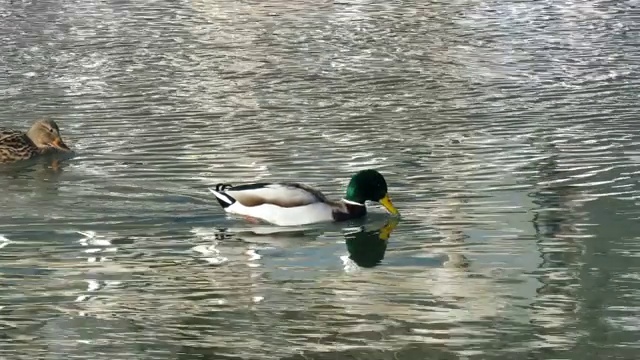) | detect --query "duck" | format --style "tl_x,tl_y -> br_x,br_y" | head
209,169 -> 400,226
0,119 -> 71,164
